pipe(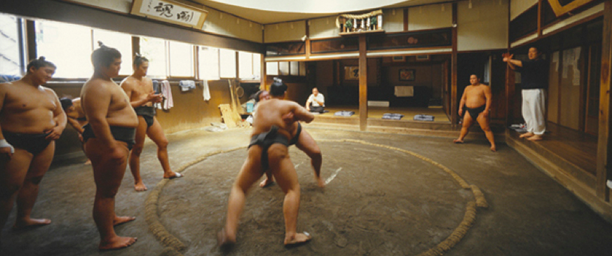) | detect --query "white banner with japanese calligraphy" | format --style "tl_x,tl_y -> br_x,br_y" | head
131,0 -> 207,28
